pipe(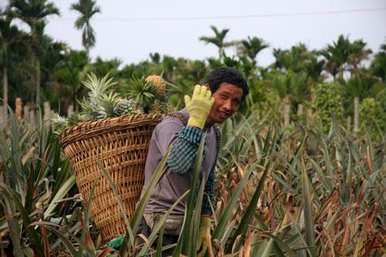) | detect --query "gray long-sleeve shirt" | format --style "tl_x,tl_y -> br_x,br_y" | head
143,110 -> 219,216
